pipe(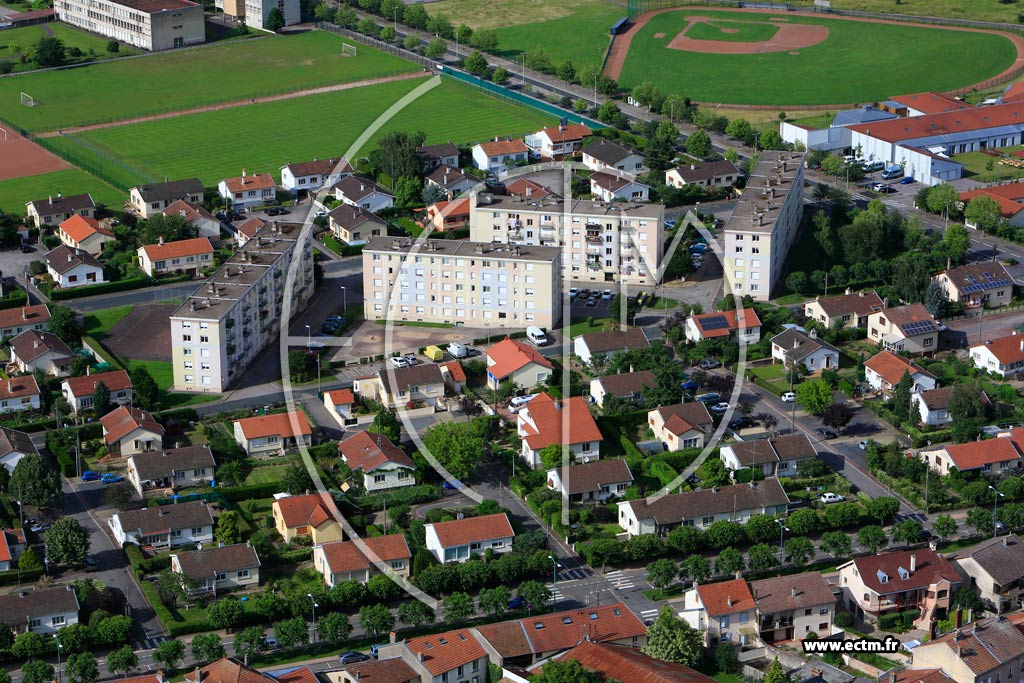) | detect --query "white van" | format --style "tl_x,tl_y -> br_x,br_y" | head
447,342 -> 468,358
526,327 -> 548,346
